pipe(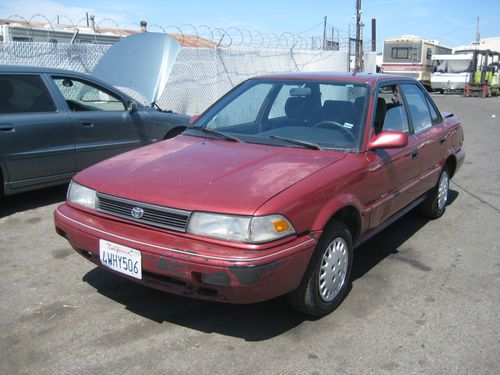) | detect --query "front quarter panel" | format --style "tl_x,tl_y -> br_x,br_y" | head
141,109 -> 189,140
254,153 -> 367,236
